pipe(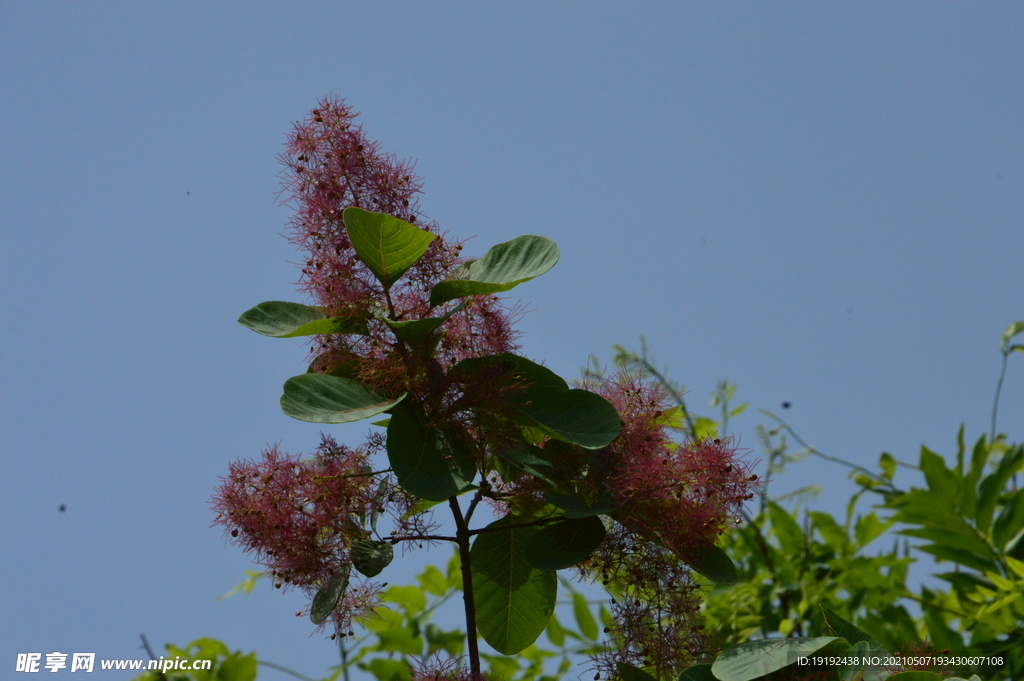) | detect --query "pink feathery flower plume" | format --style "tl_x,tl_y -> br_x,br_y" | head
277,96 -> 521,396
